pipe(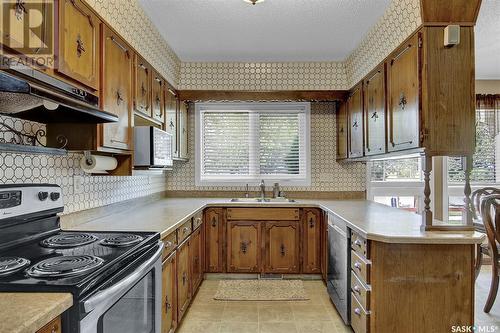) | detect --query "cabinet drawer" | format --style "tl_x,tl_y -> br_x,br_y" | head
37,316 -> 61,333
351,230 -> 369,259
192,212 -> 203,230
162,232 -> 177,259
351,270 -> 371,311
351,293 -> 370,333
351,250 -> 371,284
227,208 -> 299,221
177,220 -> 192,243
